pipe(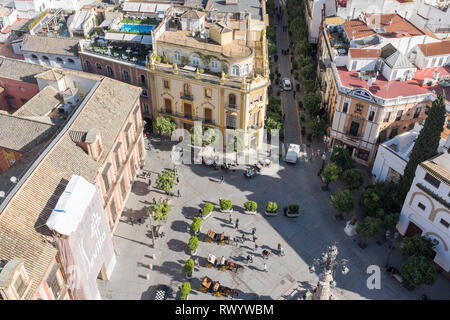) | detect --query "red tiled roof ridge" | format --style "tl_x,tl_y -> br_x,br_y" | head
418,41 -> 450,57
